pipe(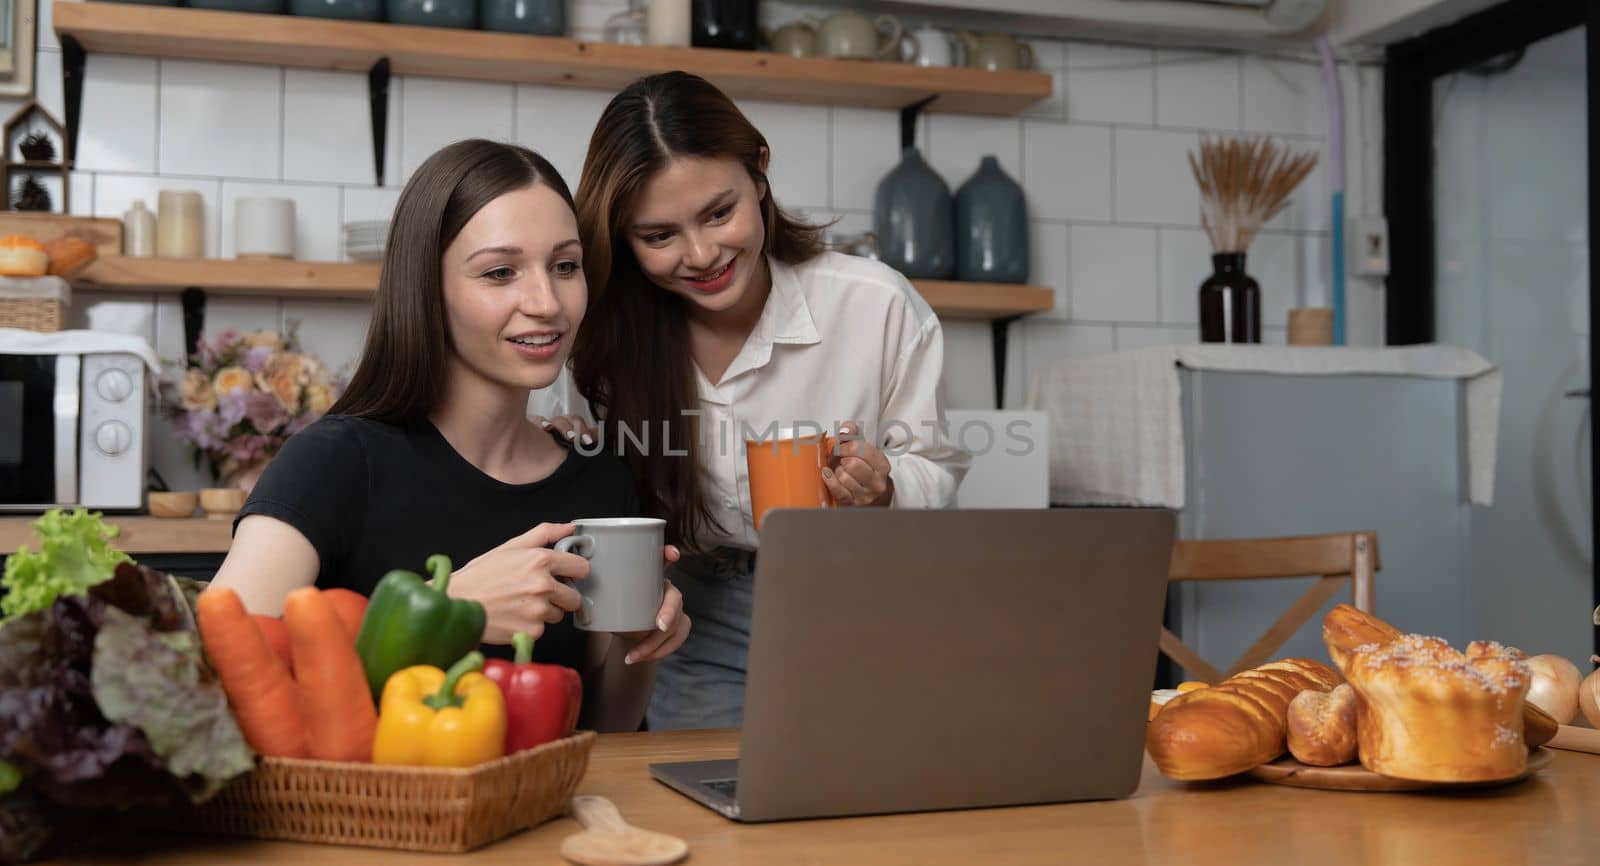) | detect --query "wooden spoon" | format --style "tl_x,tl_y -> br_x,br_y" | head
560,795 -> 689,866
